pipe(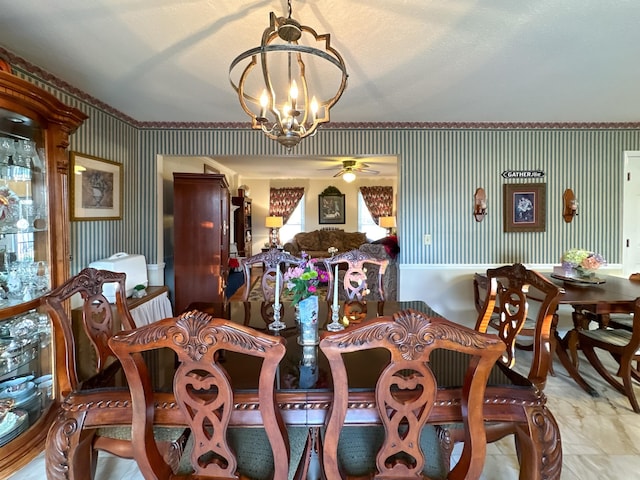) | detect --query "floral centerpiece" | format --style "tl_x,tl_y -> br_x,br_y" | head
283,253 -> 329,304
561,248 -> 607,278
